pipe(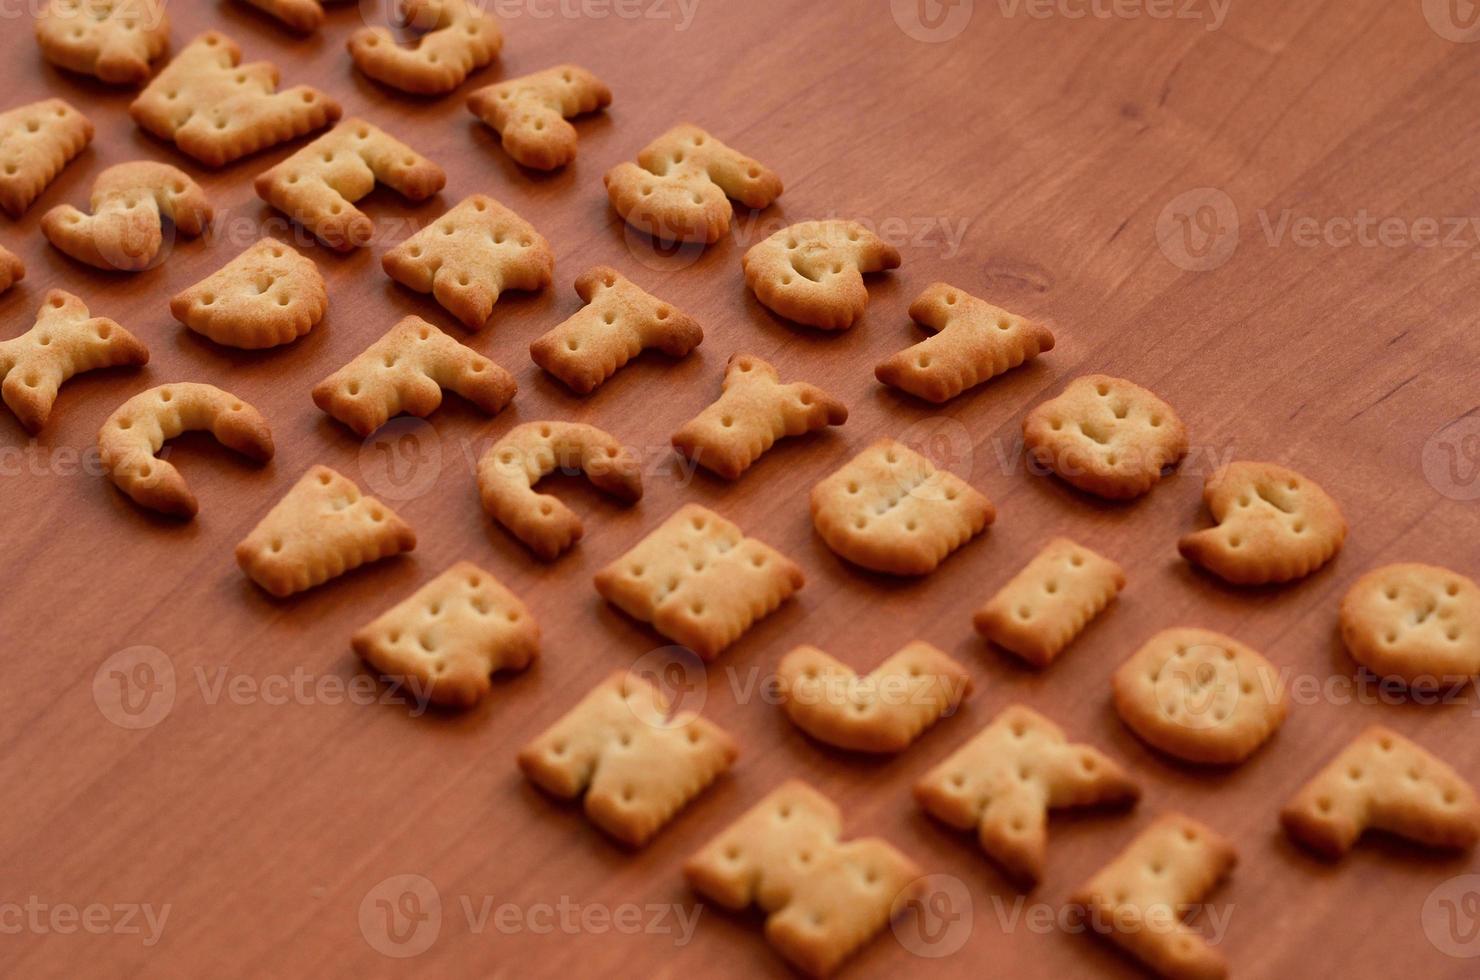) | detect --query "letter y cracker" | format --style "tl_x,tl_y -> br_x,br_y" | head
744,221 -> 902,330
467,64 -> 611,170
36,0 -> 169,85
974,538 -> 1125,668
0,99 -> 93,218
